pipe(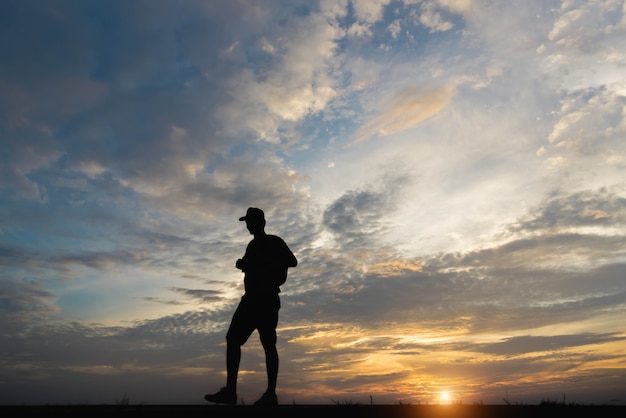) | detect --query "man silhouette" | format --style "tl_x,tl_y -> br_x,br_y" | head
205,207 -> 297,406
